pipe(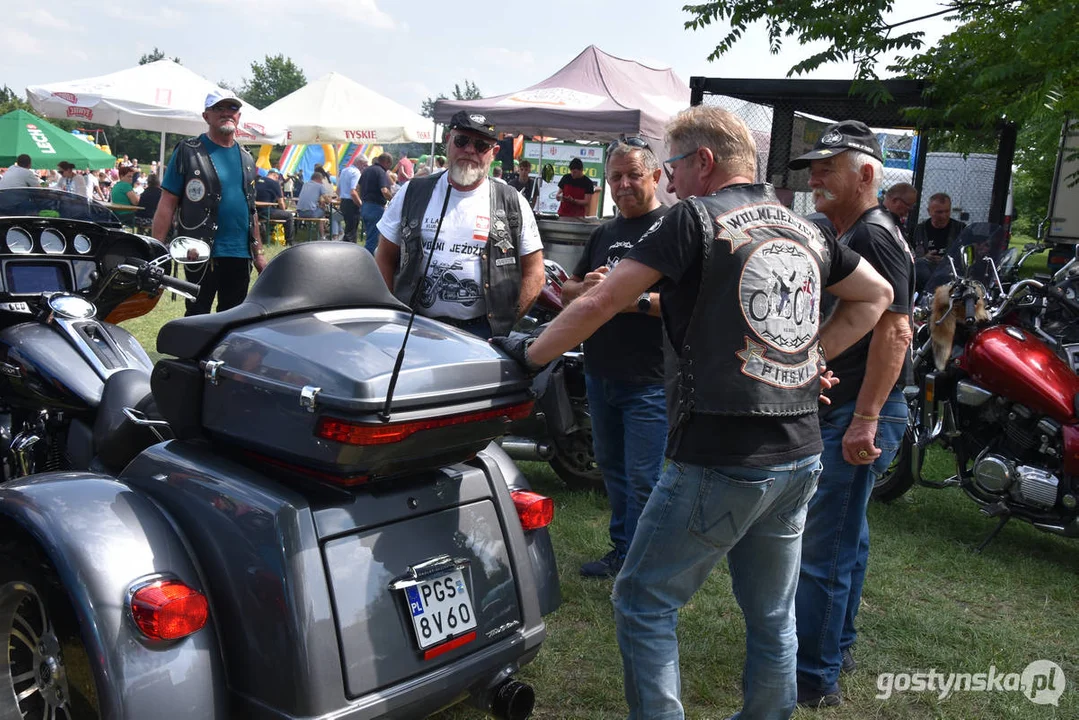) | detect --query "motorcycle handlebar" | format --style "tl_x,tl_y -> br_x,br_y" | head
964,295 -> 978,325
1046,284 -> 1079,317
159,274 -> 200,297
